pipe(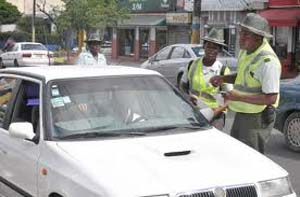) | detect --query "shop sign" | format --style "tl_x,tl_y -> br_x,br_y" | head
166,13 -> 192,24
119,0 -> 171,12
